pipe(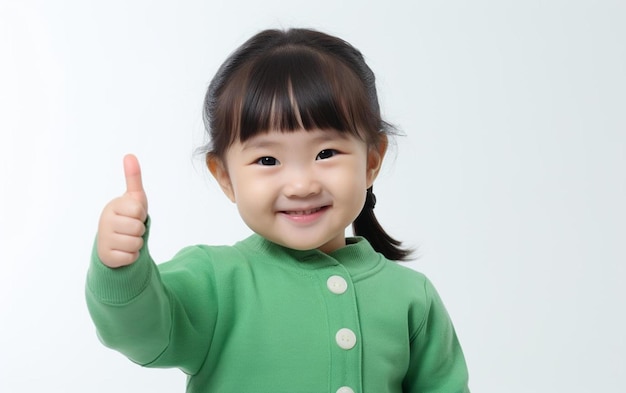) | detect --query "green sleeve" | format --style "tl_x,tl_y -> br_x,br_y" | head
85,223 -> 217,375
403,278 -> 470,393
